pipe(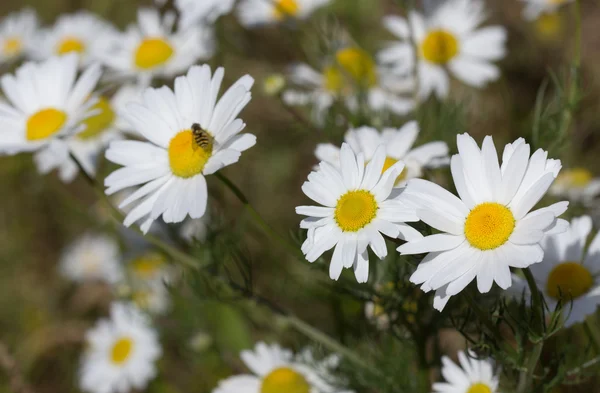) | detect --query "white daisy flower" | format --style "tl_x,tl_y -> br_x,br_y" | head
296,143 -> 421,283
175,0 -> 236,29
34,84 -> 142,183
127,252 -> 173,284
550,168 -> 600,204
0,54 -> 102,155
433,350 -> 499,393
283,47 -> 414,124
80,302 -> 162,393
104,64 -> 255,233
397,133 -> 568,311
520,0 -> 574,20
236,0 -> 331,27
315,122 -> 449,187
378,0 -> 507,99
213,342 -> 352,393
510,216 -> 600,327
0,8 -> 38,64
59,233 -> 123,285
100,8 -> 214,87
131,280 -> 171,315
180,216 -> 210,243
30,12 -> 115,67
